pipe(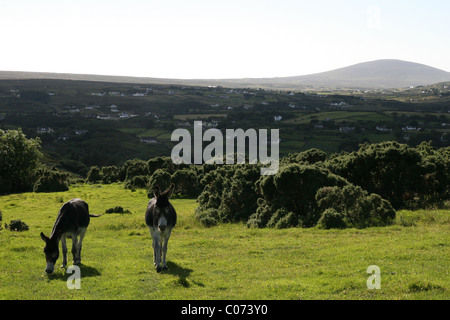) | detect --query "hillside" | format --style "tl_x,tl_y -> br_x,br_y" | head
1,59 -> 449,90
282,59 -> 450,89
